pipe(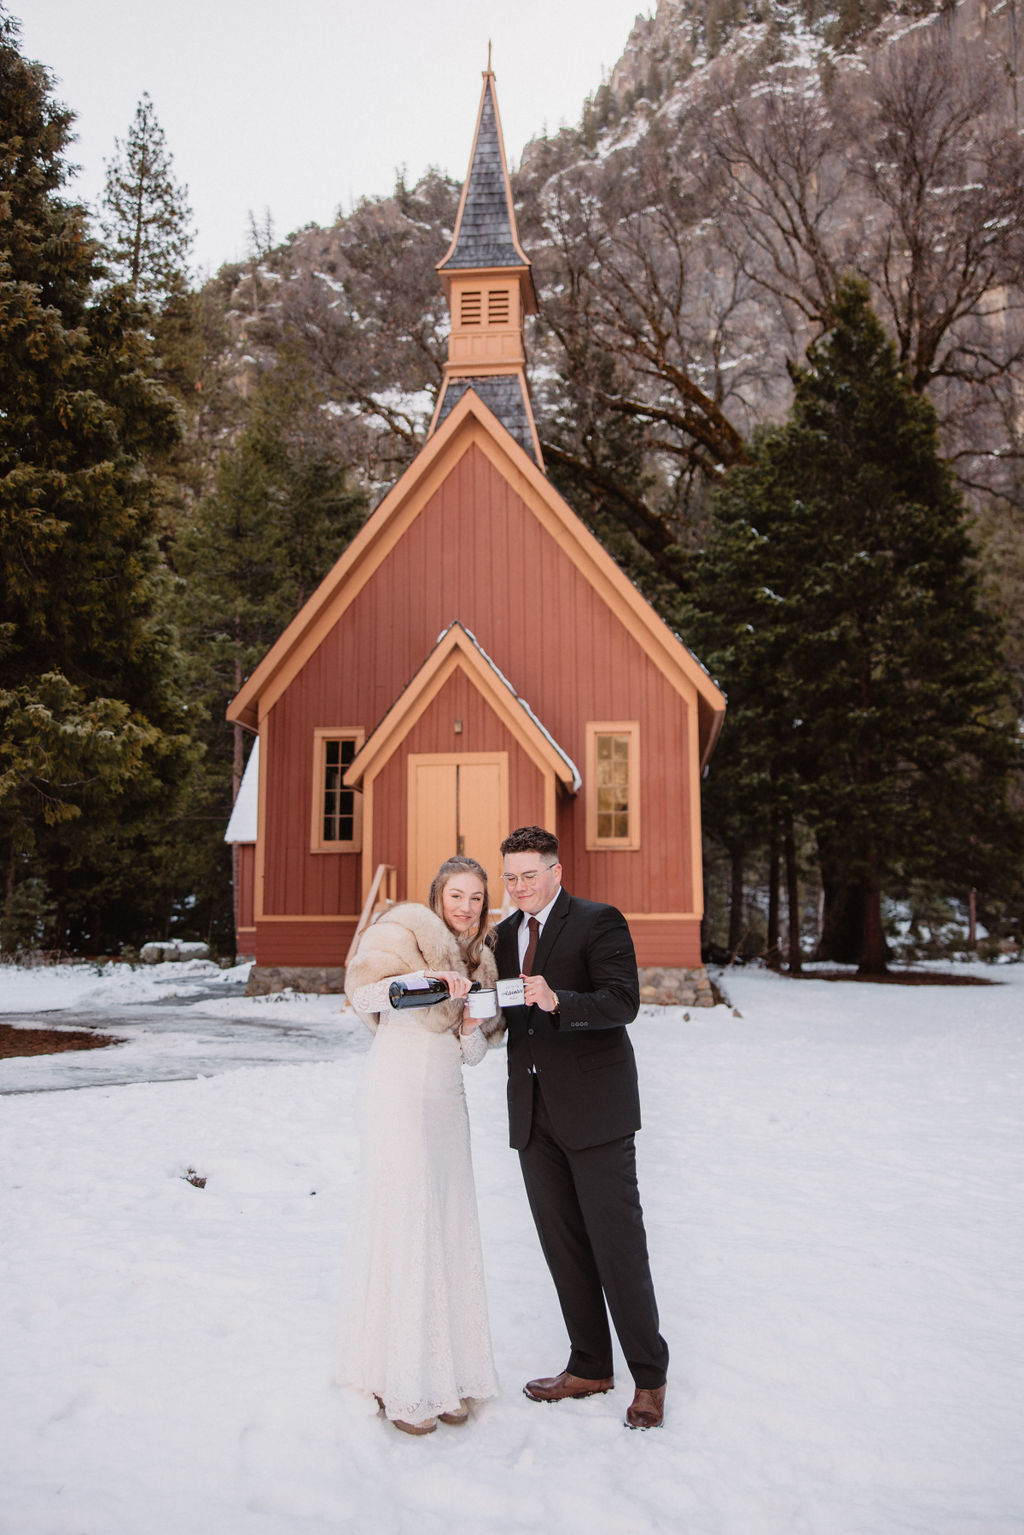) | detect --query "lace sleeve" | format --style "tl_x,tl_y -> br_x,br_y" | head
349,970 -> 425,1016
459,1027 -> 488,1067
